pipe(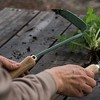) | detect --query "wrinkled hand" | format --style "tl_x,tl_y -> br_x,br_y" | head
46,64 -> 96,97
0,56 -> 20,71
